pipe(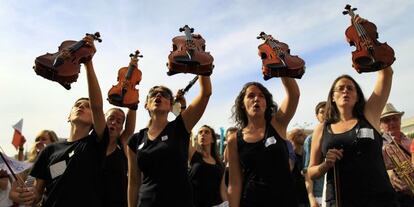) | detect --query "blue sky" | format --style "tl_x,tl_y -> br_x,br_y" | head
1,0 -> 413,156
